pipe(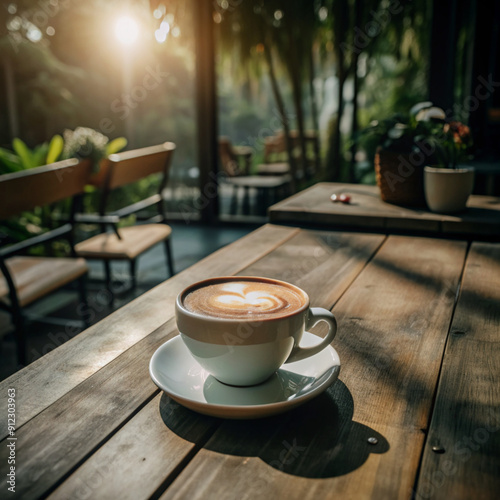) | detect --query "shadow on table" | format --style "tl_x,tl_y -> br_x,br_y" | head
159,380 -> 389,478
